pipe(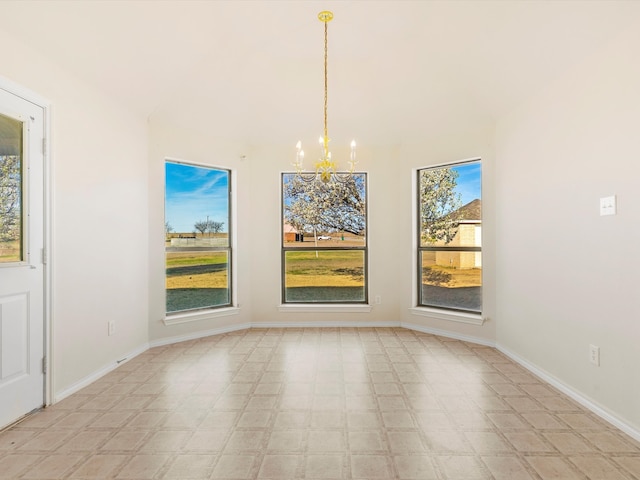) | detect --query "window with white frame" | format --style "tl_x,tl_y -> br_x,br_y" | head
165,160 -> 231,314
417,160 -> 482,313
282,173 -> 367,303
